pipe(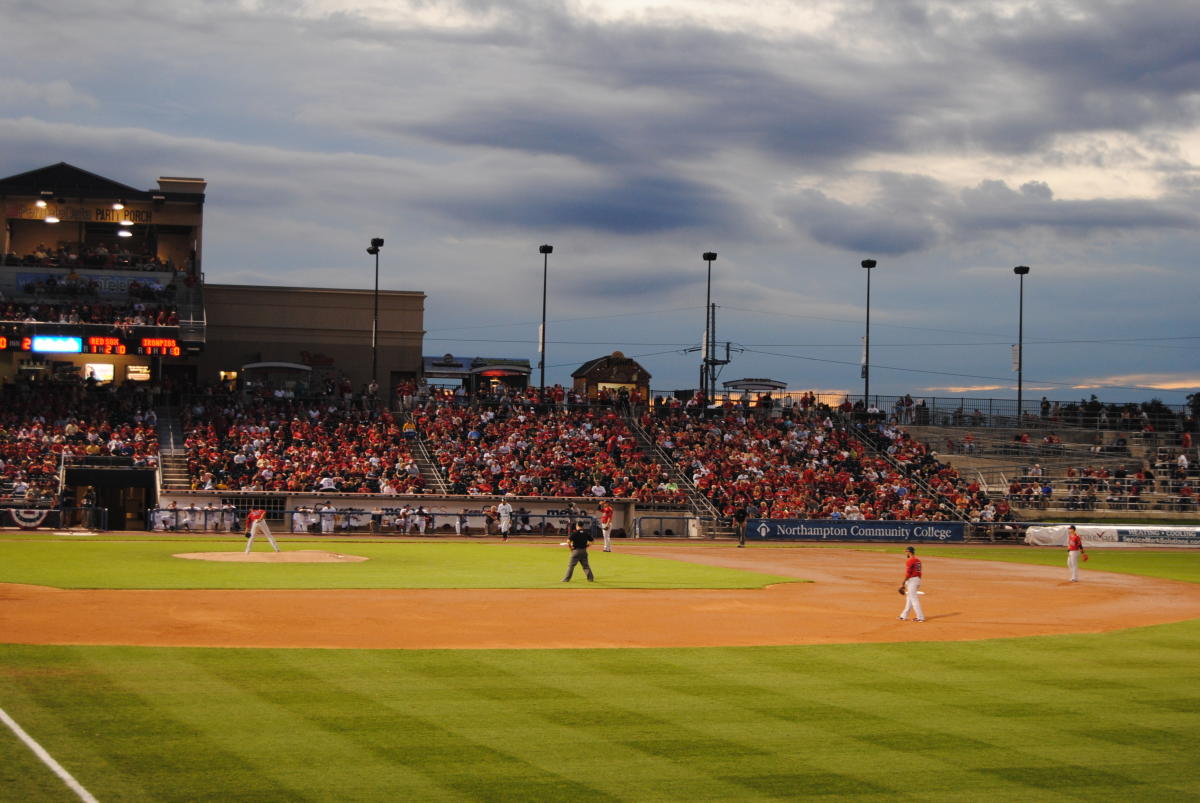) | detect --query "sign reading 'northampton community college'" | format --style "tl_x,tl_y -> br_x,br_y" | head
745,519 -> 966,543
